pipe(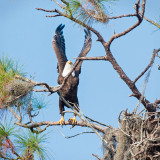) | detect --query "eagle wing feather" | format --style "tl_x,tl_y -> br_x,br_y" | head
52,24 -> 68,75
75,29 -> 92,75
